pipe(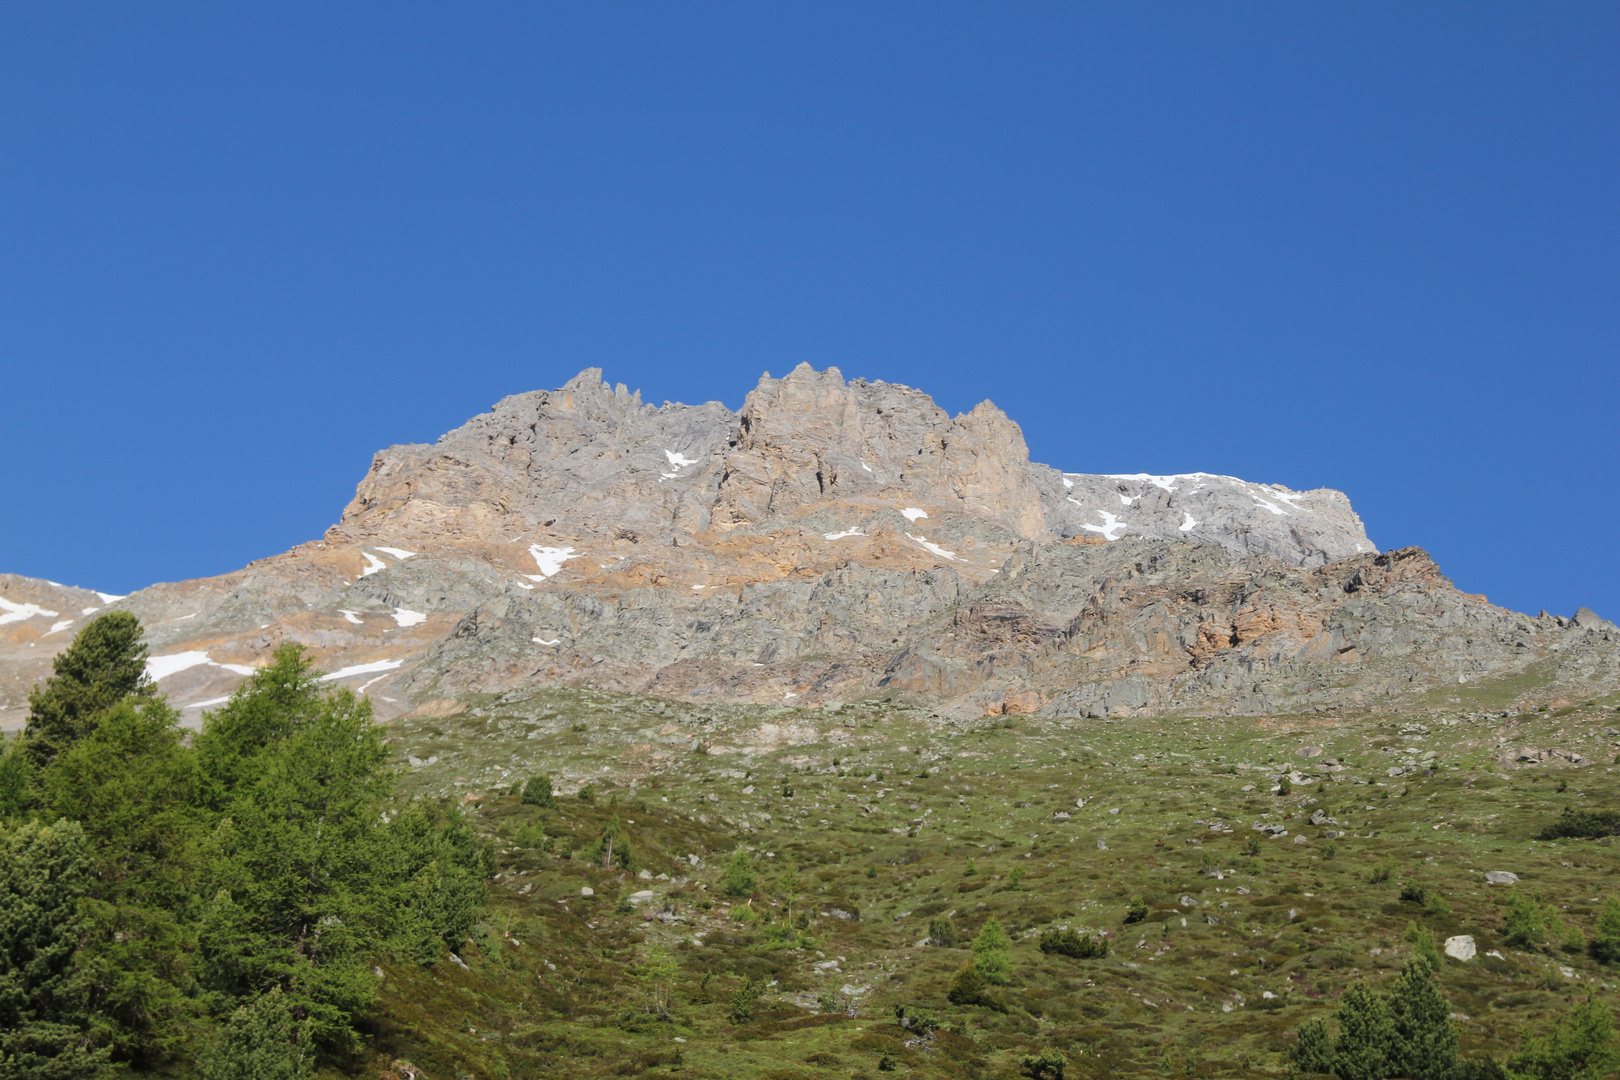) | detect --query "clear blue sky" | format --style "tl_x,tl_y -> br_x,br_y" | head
3,4 -> 1616,619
